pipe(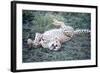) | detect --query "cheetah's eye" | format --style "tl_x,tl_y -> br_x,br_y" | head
55,45 -> 58,47
52,44 -> 54,46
